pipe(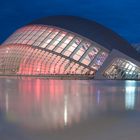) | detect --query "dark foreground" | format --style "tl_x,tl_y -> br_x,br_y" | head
0,78 -> 140,140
